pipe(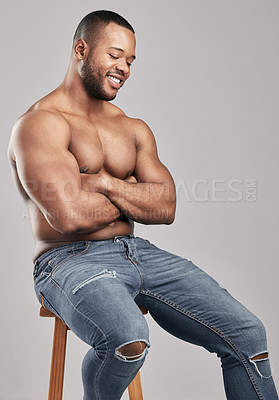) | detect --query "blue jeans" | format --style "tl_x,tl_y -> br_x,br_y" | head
33,234 -> 278,400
